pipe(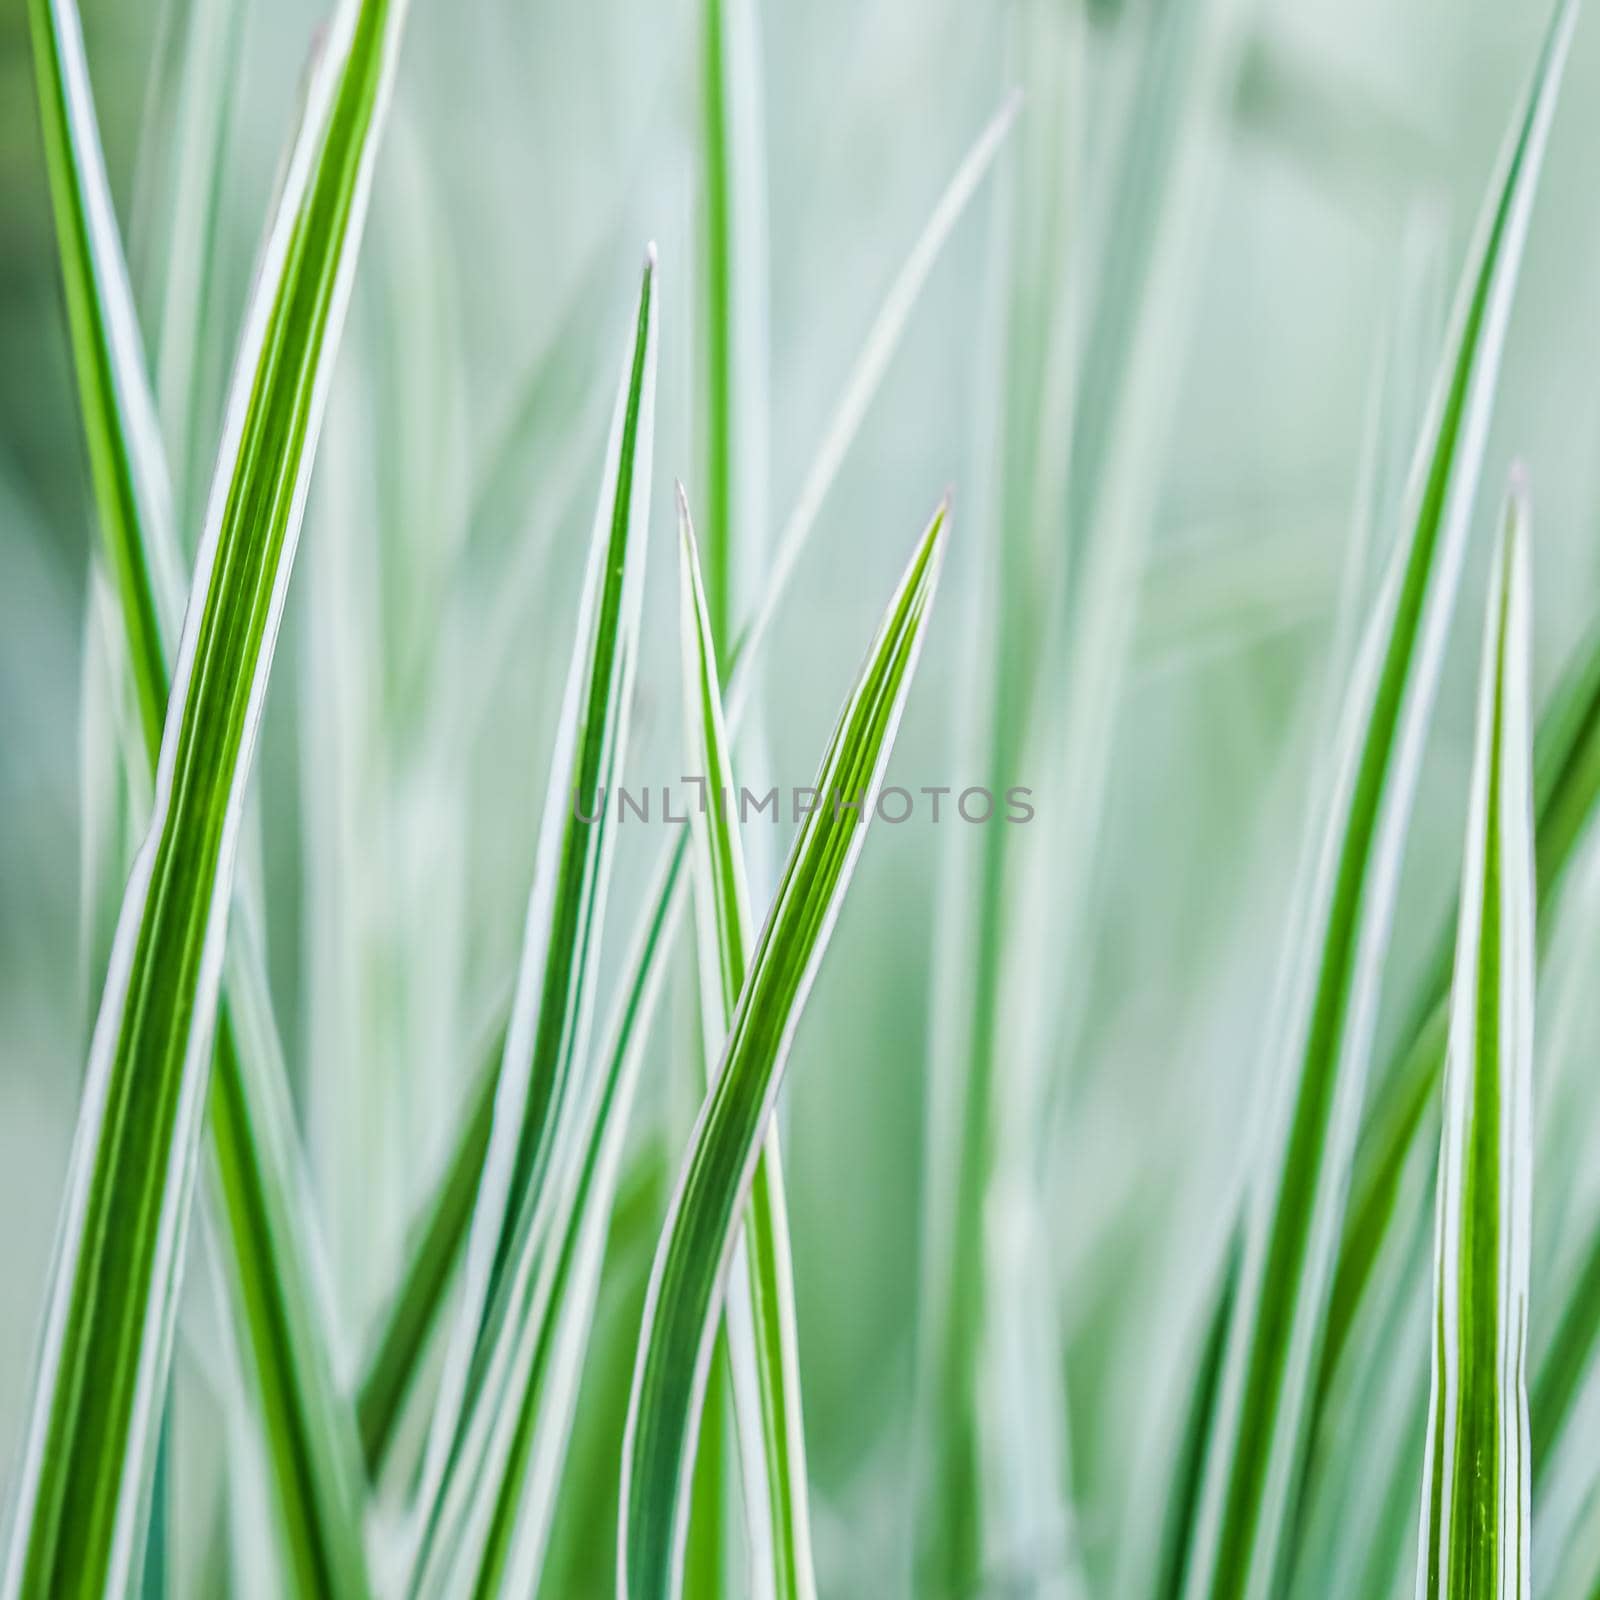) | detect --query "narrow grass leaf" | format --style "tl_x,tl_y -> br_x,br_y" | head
3,0 -> 408,1593
1182,9 -> 1574,1596
410,250 -> 658,1559
621,501 -> 949,1600
679,491 -> 817,1600
536,1147 -> 668,1600
1414,482 -> 1535,1600
352,98 -> 1014,1472
1323,611 -> 1600,1413
1328,601 -> 1600,1405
